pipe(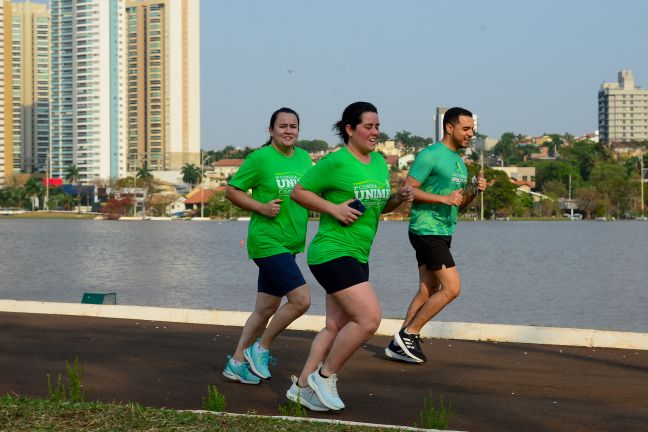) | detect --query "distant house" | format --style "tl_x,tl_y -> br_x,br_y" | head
398,154 -> 415,170
375,140 -> 403,157
493,166 -> 536,189
384,154 -> 399,169
166,196 -> 186,216
184,186 -> 226,212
